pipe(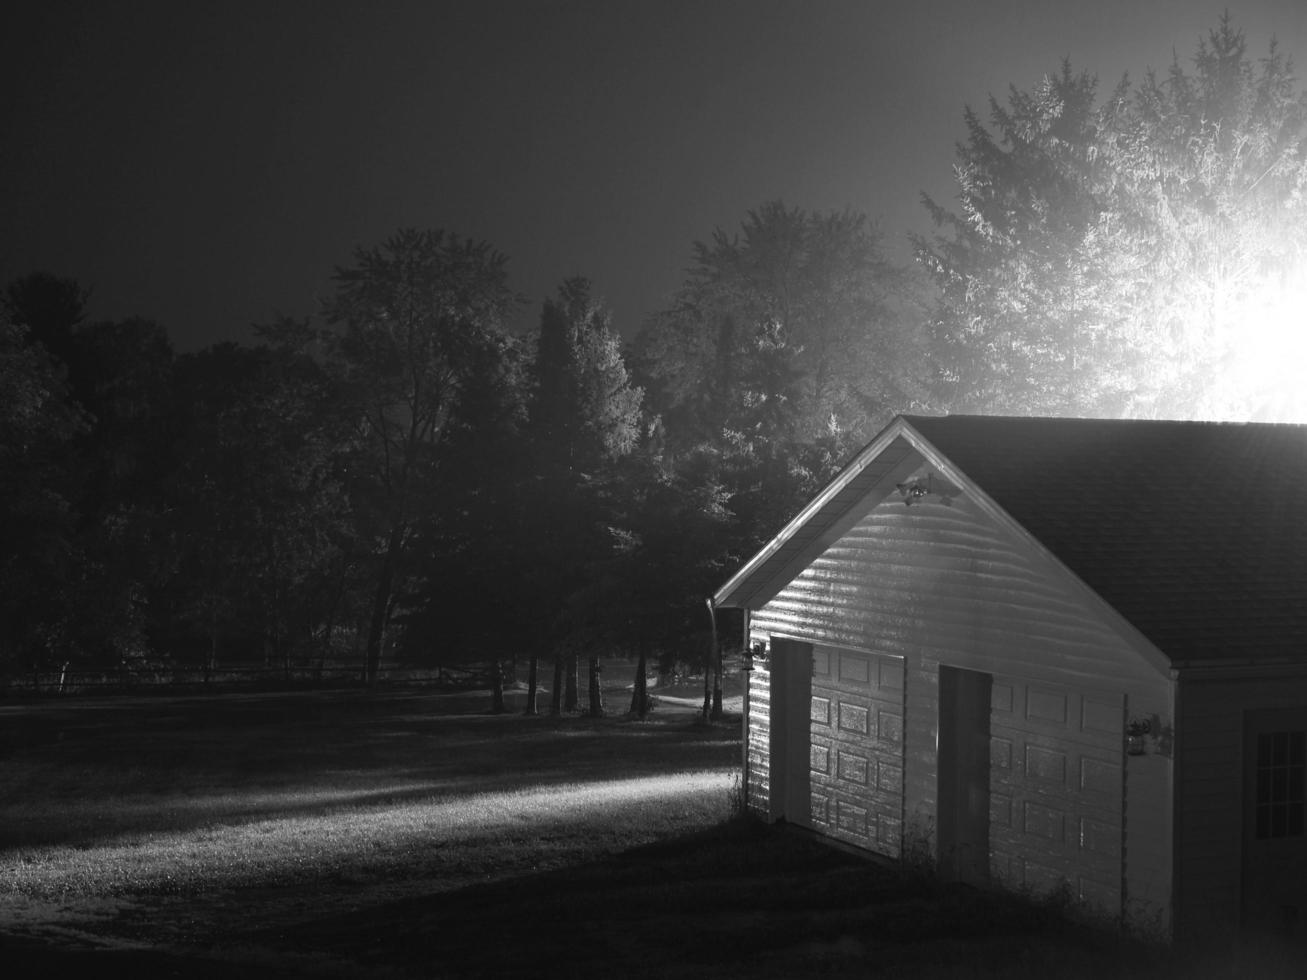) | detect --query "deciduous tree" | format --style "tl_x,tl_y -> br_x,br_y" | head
322,229 -> 520,684
638,201 -> 921,451
917,16 -> 1307,420
0,315 -> 85,673
167,339 -> 351,677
